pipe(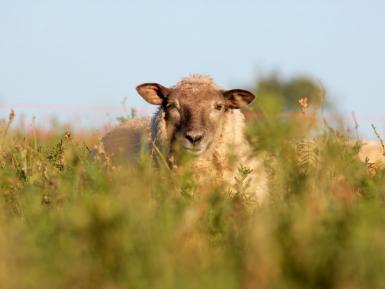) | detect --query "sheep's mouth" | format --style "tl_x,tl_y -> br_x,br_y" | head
182,142 -> 211,156
180,145 -> 202,154
172,135 -> 211,156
